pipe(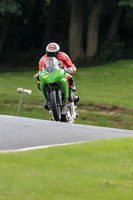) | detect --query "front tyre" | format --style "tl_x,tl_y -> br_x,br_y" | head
50,90 -> 61,121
